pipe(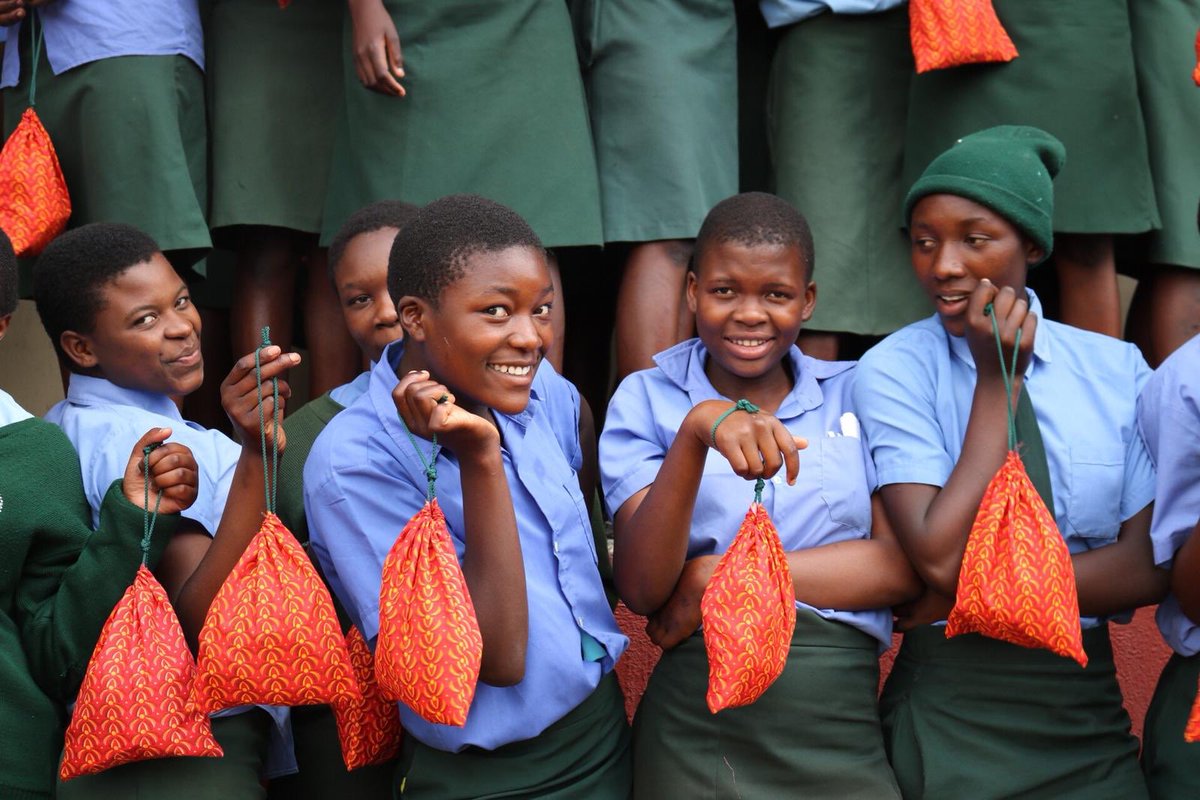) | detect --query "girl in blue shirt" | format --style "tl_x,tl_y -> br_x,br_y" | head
601,192 -> 919,799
